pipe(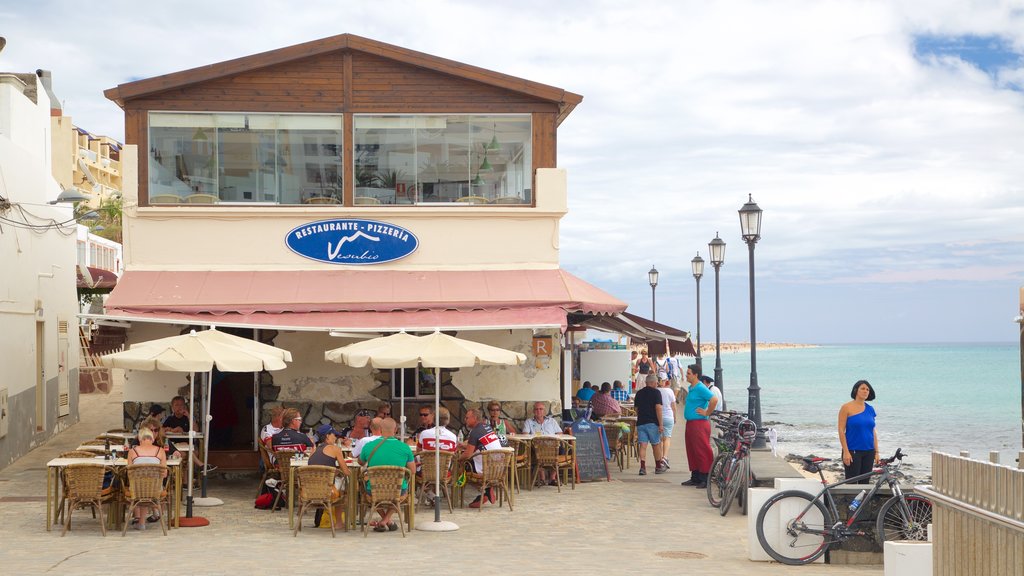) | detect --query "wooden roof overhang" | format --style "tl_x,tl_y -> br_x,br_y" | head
103,33 -> 583,124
